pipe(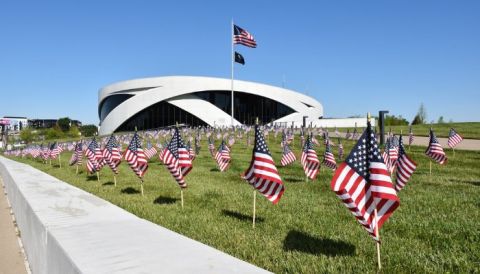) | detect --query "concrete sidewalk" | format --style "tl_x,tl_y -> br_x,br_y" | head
335,132 -> 480,151
0,177 -> 28,274
0,156 -> 270,274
